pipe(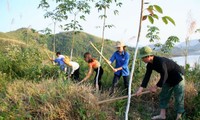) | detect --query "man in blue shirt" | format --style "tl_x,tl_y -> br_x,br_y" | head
109,41 -> 130,96
50,52 -> 66,72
